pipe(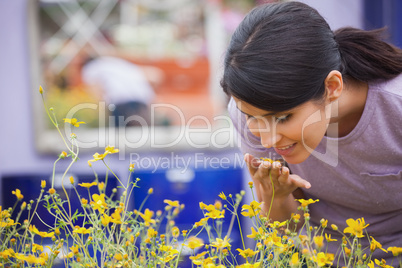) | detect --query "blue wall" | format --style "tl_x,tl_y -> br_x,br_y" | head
364,0 -> 402,48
